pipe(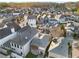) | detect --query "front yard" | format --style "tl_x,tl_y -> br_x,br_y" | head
25,52 -> 37,58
